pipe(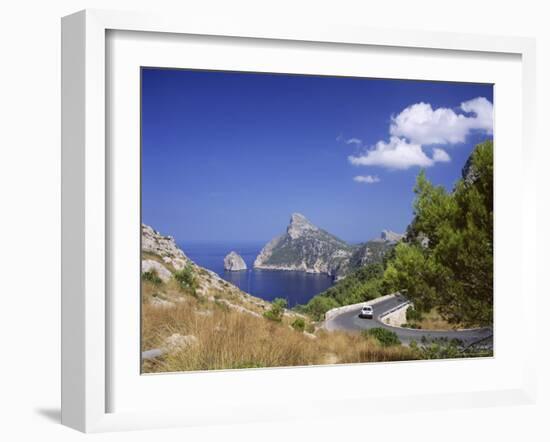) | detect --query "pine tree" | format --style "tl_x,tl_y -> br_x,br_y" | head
384,141 -> 493,327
